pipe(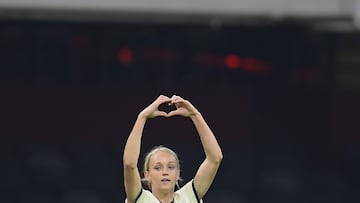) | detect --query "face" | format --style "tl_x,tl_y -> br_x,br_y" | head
144,150 -> 180,192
